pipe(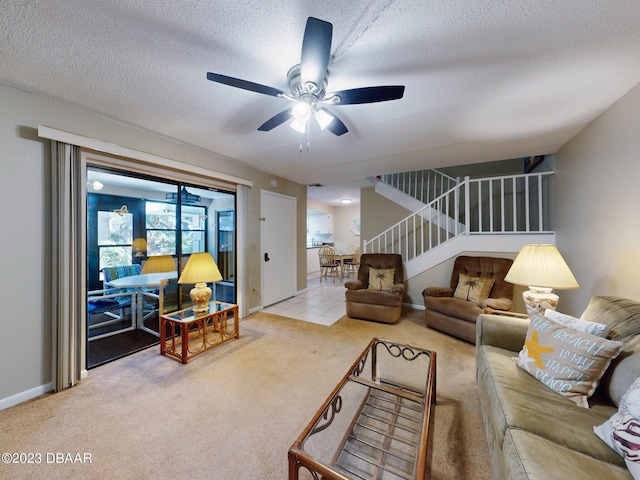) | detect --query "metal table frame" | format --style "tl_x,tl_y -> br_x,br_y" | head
288,338 -> 436,480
